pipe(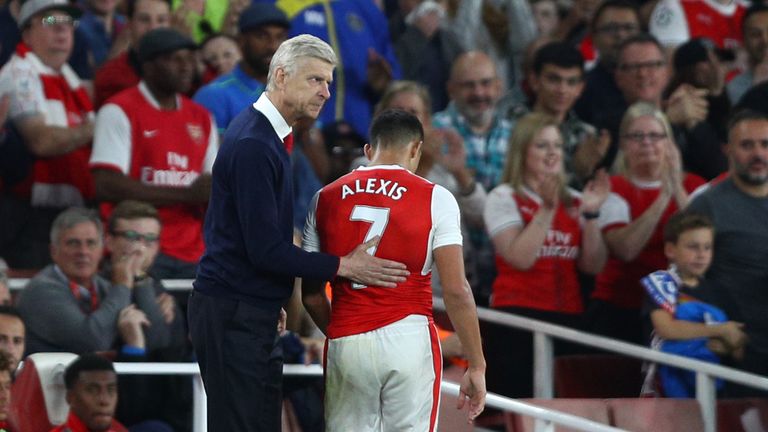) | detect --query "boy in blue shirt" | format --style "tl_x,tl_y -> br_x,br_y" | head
642,212 -> 747,397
